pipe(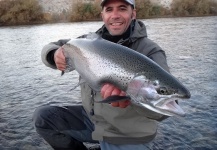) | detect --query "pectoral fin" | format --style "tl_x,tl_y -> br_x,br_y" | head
95,95 -> 131,103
